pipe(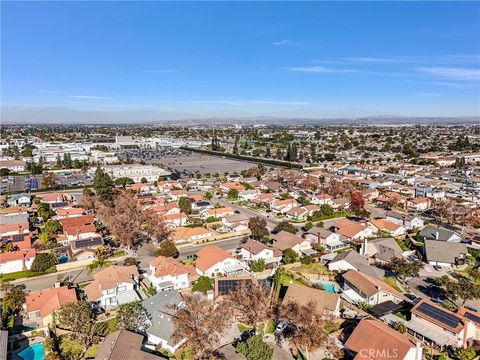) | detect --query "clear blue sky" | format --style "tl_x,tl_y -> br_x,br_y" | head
2,1 -> 479,122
